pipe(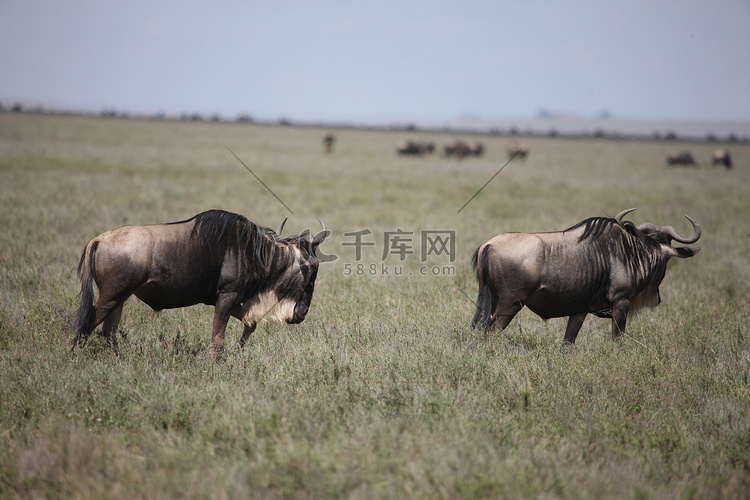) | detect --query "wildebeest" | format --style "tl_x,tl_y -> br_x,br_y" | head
444,140 -> 484,159
444,140 -> 470,158
666,151 -> 696,167
396,140 -> 435,156
711,149 -> 732,169
471,209 -> 701,343
74,210 -> 328,360
507,142 -> 528,159
323,134 -> 335,153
